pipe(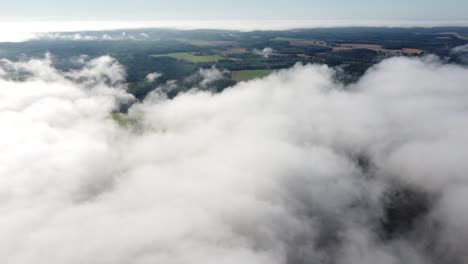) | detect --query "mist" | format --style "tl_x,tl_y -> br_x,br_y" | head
1,54 -> 468,264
